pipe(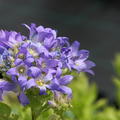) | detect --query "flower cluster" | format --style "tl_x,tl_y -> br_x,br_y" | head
0,24 -> 95,106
